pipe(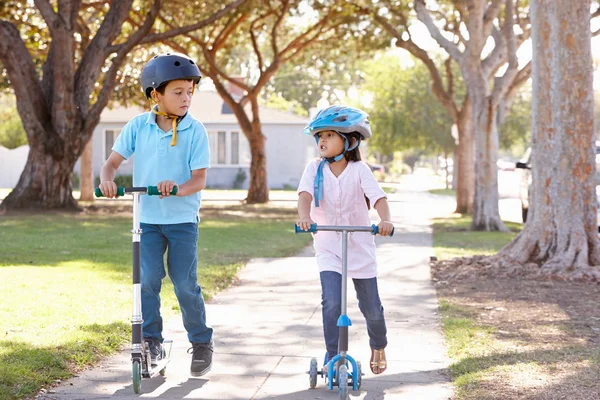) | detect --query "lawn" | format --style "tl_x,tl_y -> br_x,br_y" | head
0,203 -> 310,400
432,215 -> 600,399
